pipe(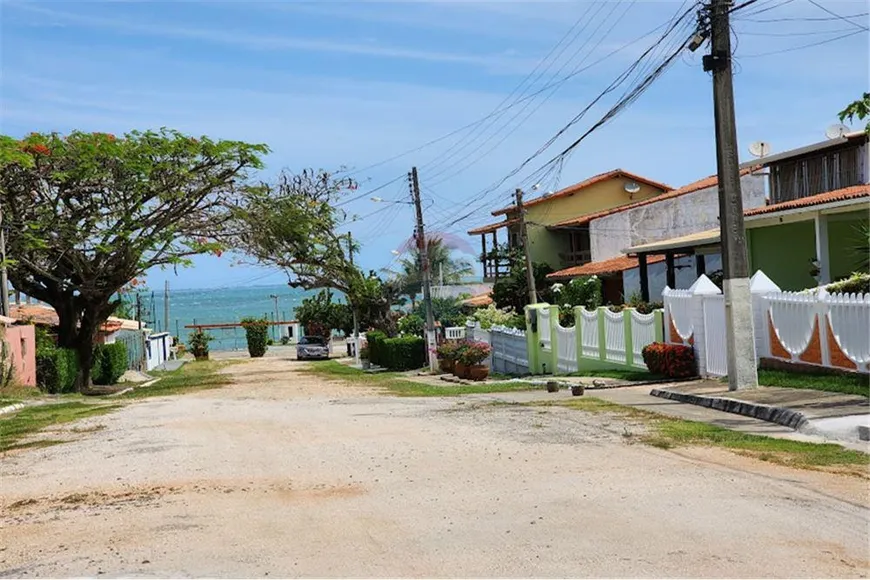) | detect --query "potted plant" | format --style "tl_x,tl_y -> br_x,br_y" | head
436,342 -> 457,373
459,341 -> 492,382
453,341 -> 471,379
571,384 -> 584,396
188,330 -> 213,361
